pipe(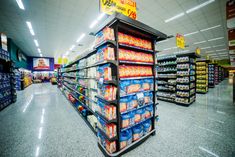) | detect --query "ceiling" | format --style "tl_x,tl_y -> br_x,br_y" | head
0,0 -> 229,62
